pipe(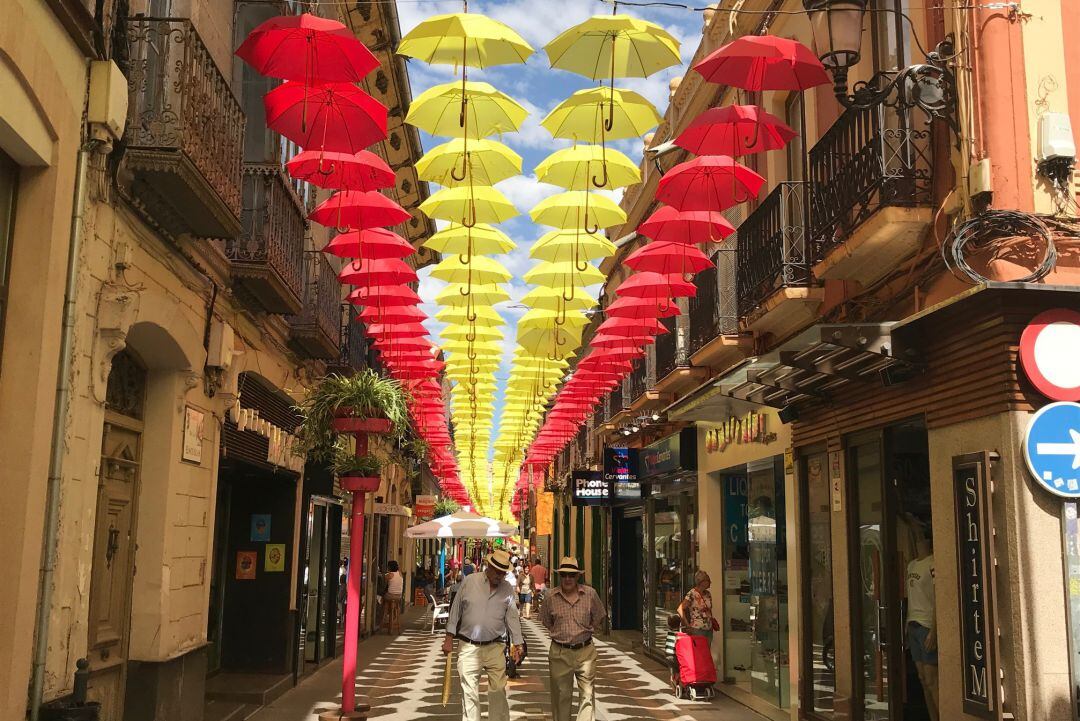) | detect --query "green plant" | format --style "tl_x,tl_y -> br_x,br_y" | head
433,498 -> 460,517
332,452 -> 382,478
295,370 -> 410,460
